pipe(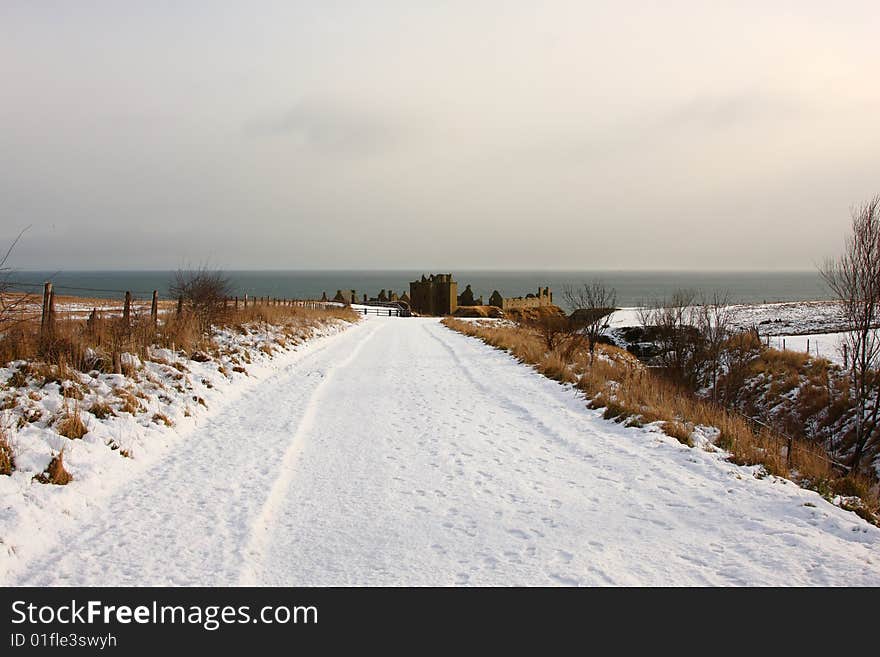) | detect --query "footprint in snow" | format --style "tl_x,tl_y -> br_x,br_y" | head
555,550 -> 574,563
